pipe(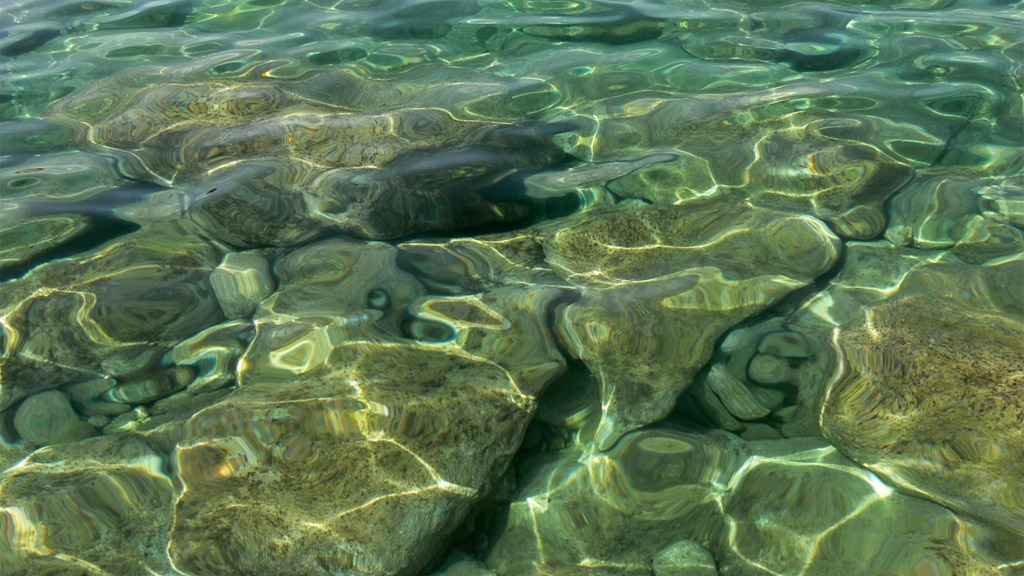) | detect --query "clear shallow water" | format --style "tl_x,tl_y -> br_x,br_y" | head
0,0 -> 1022,574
